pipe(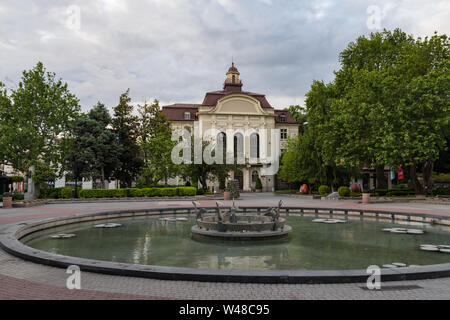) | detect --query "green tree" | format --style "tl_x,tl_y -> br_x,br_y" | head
65,103 -> 120,188
329,29 -> 449,192
138,100 -> 179,186
0,62 -> 80,186
286,105 -> 307,134
112,90 -> 144,187
181,137 -> 241,190
0,82 -> 11,167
